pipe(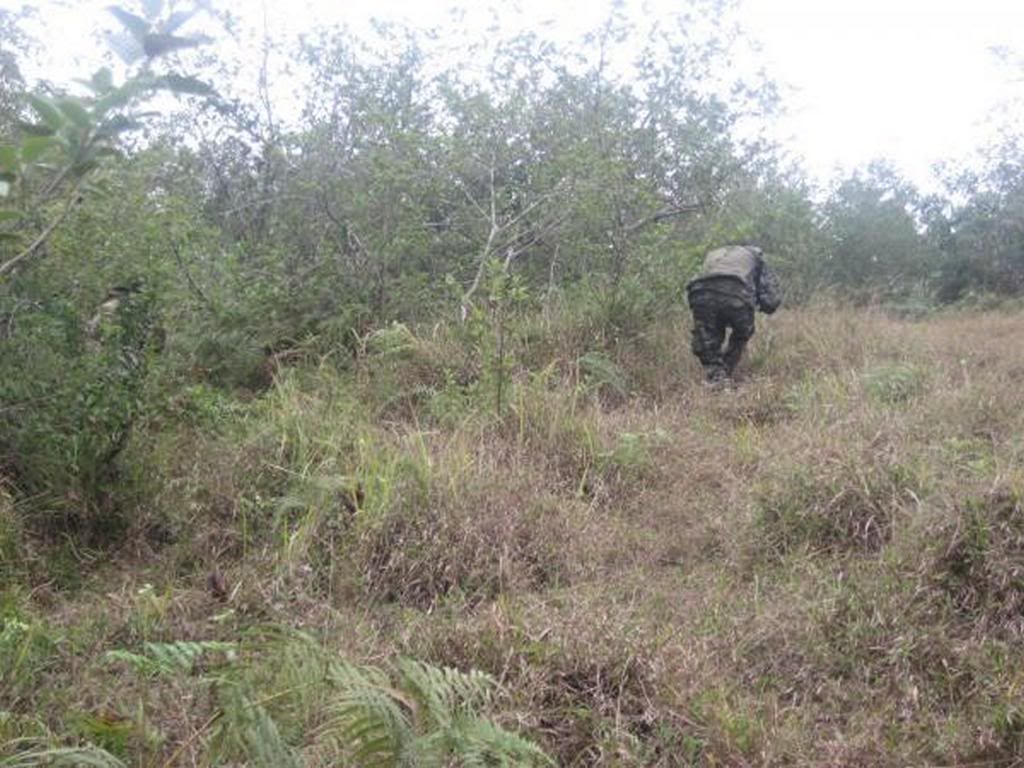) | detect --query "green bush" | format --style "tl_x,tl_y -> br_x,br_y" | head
0,286 -> 159,528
